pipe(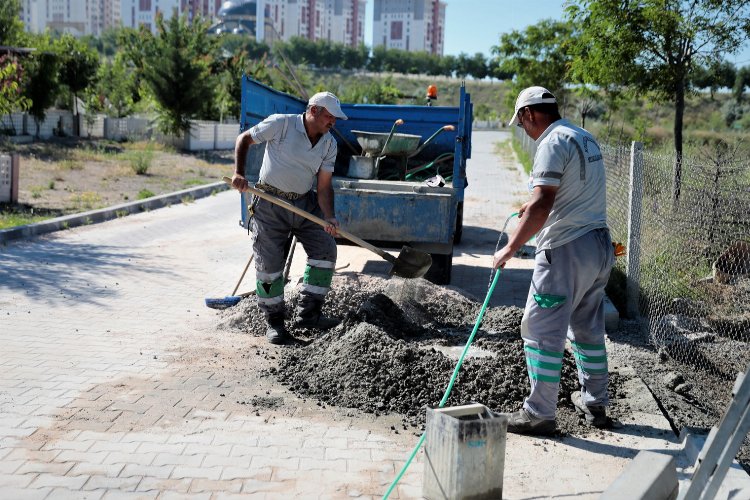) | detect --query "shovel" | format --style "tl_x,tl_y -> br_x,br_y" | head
223,177 -> 432,279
